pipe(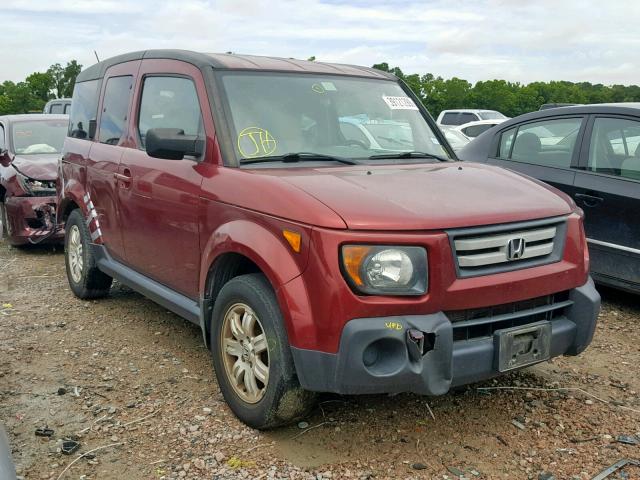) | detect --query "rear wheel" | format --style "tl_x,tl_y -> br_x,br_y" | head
64,209 -> 112,299
211,273 -> 316,429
